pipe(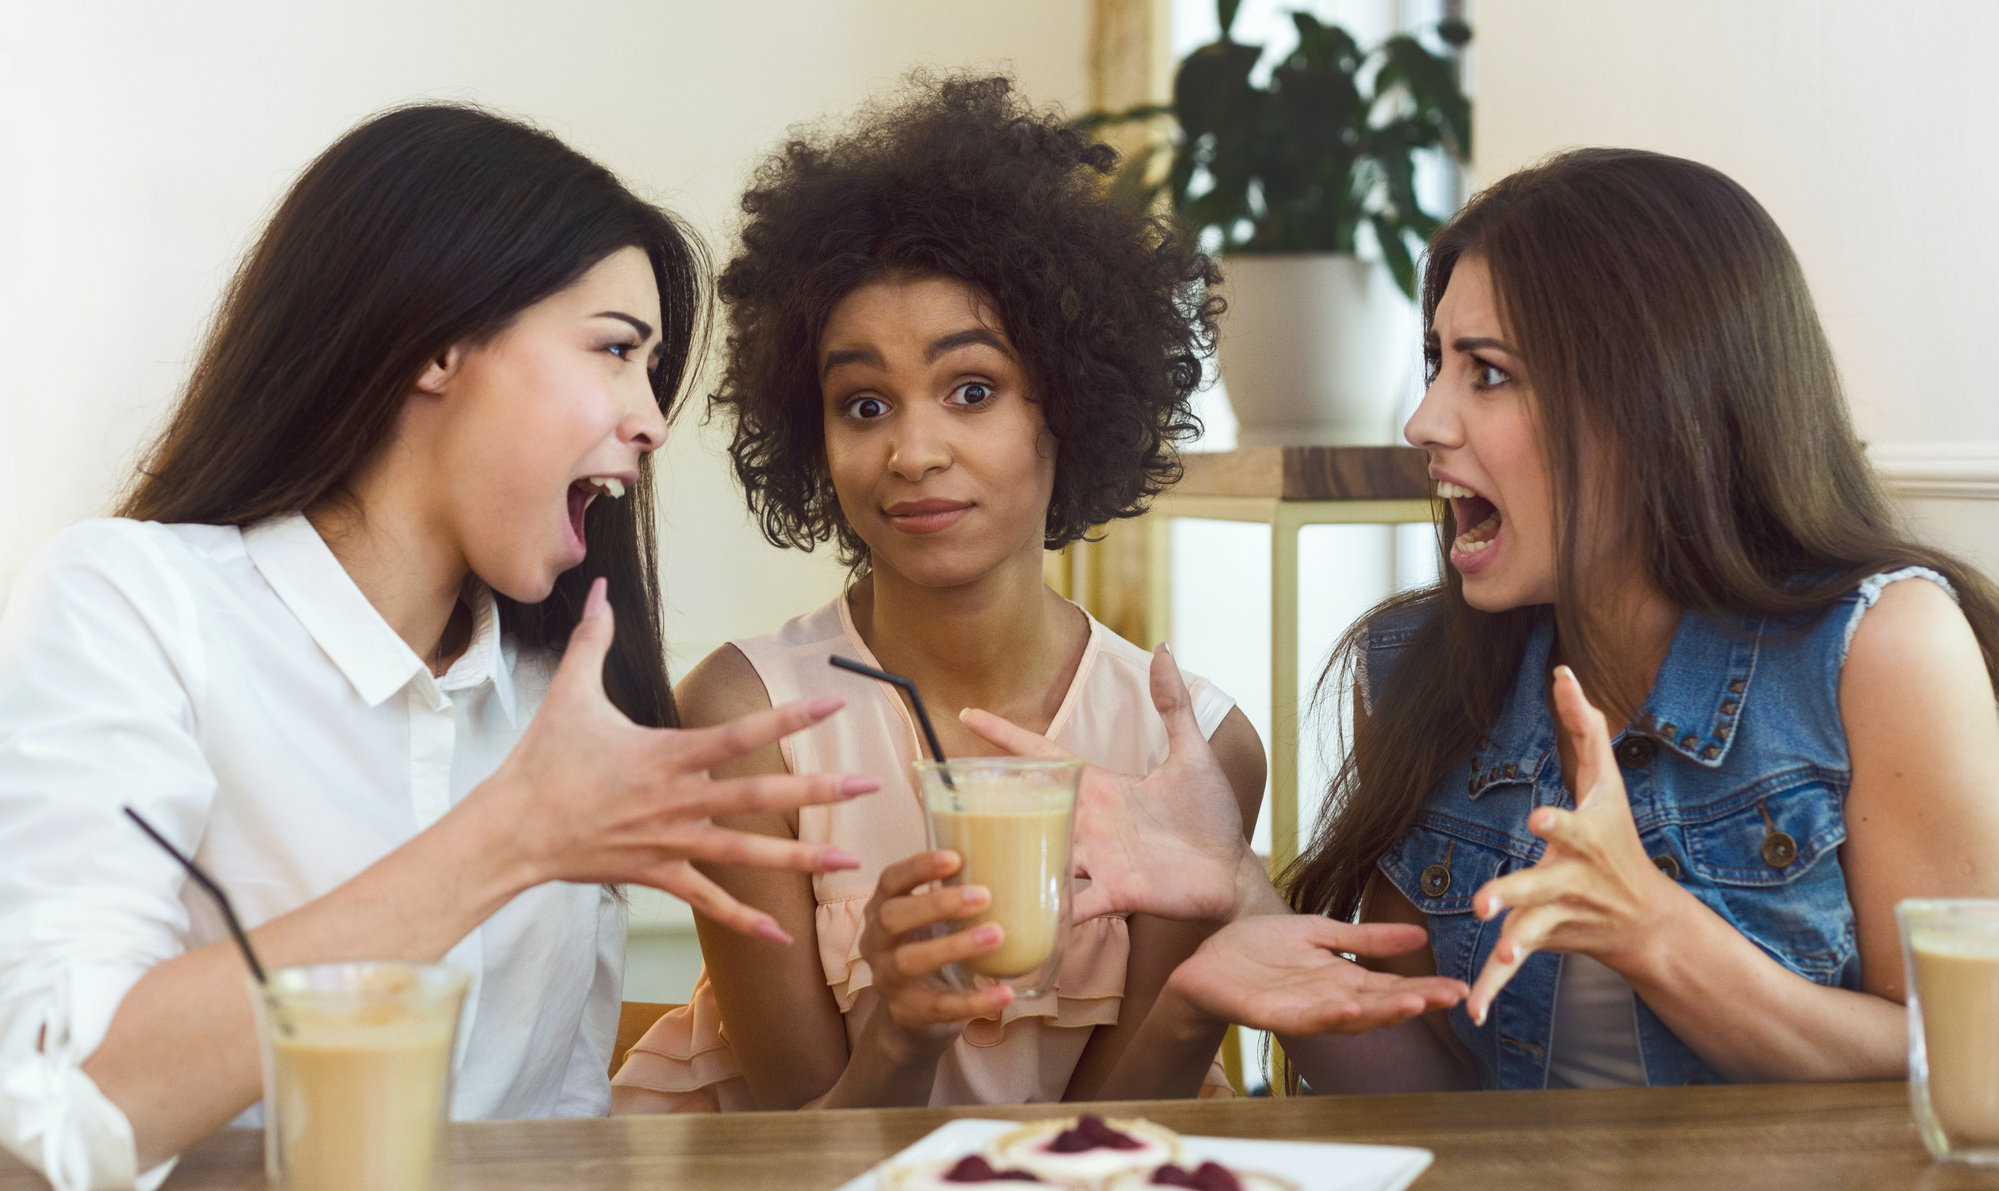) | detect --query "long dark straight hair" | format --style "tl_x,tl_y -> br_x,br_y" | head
1286,147 -> 1999,924
120,104 -> 707,728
